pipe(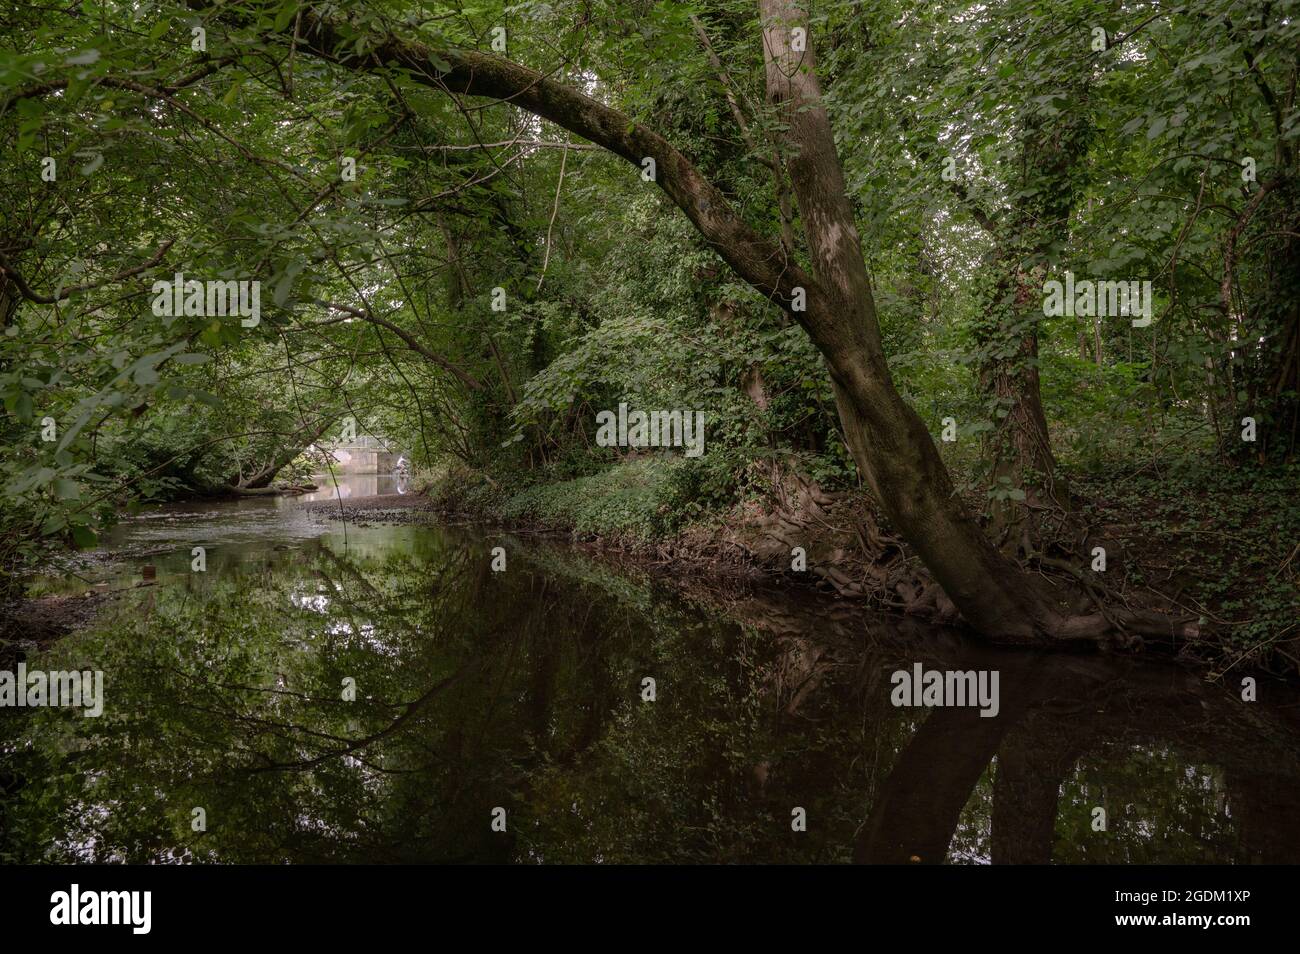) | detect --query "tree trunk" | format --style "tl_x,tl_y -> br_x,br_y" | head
974,258 -> 1067,551
970,95 -> 1089,549
1235,206 -> 1300,462
756,0 -> 1063,639
231,414 -> 335,489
